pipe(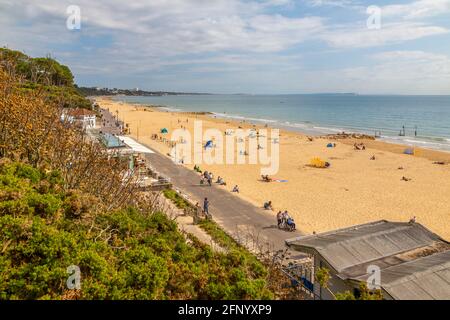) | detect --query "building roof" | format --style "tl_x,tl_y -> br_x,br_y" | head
66,108 -> 96,117
350,250 -> 450,300
286,220 -> 447,272
286,220 -> 450,300
100,133 -> 126,149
